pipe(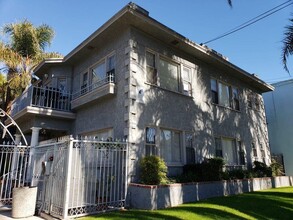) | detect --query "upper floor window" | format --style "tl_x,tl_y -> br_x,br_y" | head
247,92 -> 262,111
211,78 -> 240,111
159,58 -> 179,92
145,50 -> 192,96
182,67 -> 192,96
90,54 -> 116,89
146,51 -> 157,85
